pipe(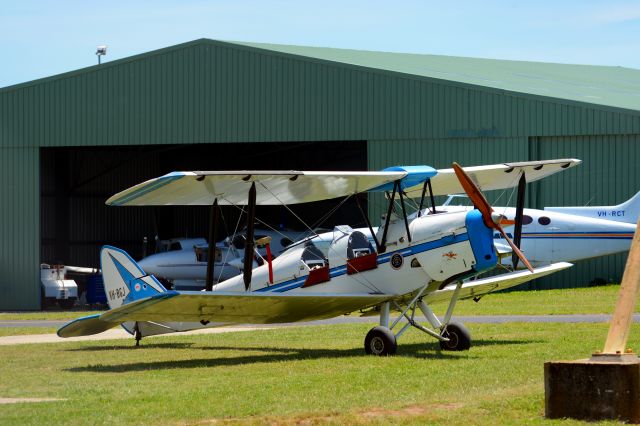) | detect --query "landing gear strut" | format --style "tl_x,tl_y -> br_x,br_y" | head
364,280 -> 472,355
133,322 -> 142,347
